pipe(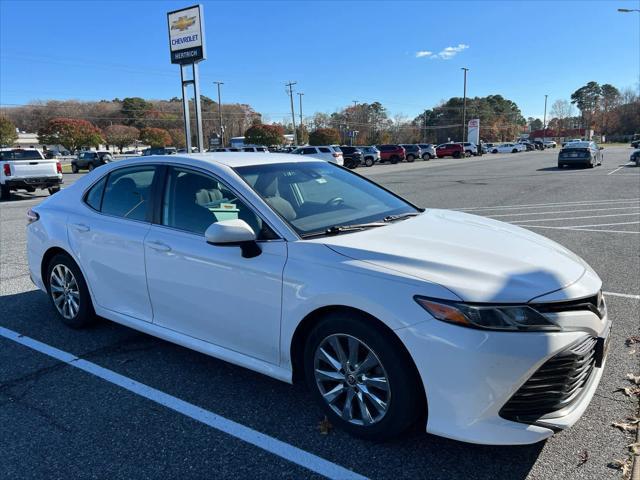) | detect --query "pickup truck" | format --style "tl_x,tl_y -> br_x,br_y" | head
0,148 -> 63,200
